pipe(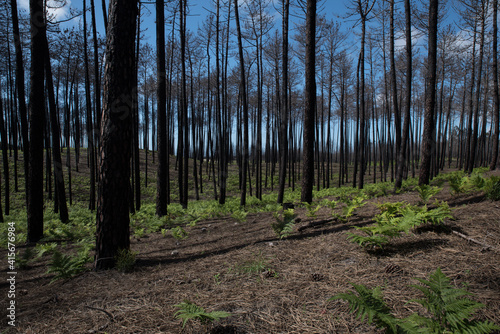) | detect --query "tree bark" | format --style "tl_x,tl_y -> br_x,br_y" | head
133,4 -> 141,211
419,0 -> 439,186
83,0 -> 96,211
101,0 -> 108,32
10,0 -> 30,204
43,34 -> 69,223
95,0 -> 138,270
27,0 -> 46,243
390,0 -> 401,168
395,0 -> 412,190
491,0 -> 499,170
278,0 -> 289,204
156,0 -> 168,216
301,0 -> 316,204
234,0 -> 249,206
180,0 -> 189,208
468,2 -> 487,174
0,92 -> 8,218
